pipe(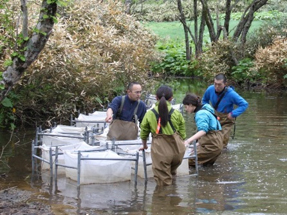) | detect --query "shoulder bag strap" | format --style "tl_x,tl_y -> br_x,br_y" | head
213,87 -> 228,110
200,107 -> 220,130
